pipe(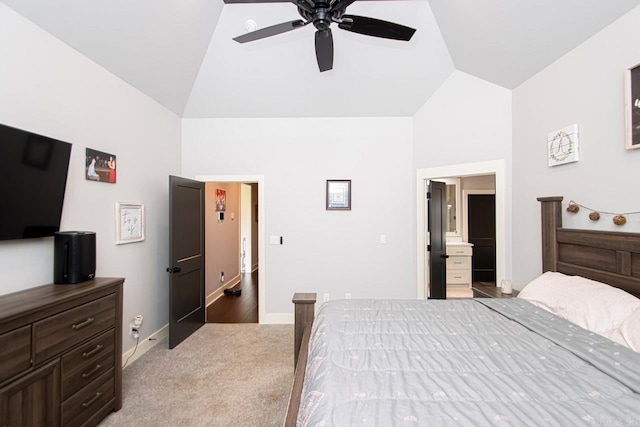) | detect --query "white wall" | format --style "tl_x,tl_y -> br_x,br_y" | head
0,4 -> 182,352
182,118 -> 414,314
512,6 -> 640,288
412,71 -> 513,280
461,175 -> 495,192
413,71 -> 513,169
